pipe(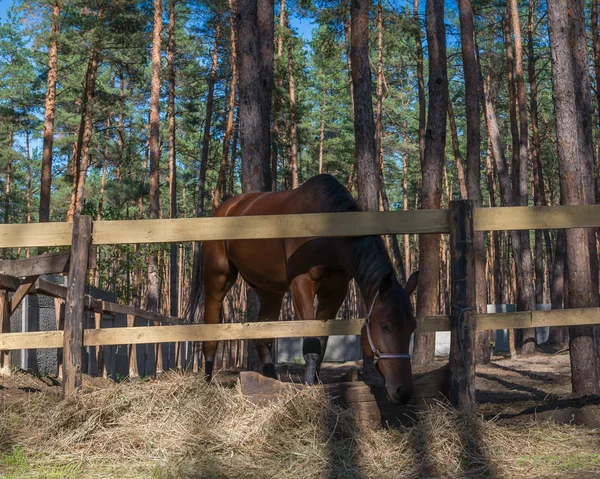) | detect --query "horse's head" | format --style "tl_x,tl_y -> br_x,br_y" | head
360,271 -> 418,405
